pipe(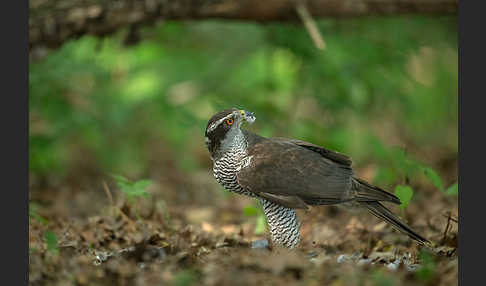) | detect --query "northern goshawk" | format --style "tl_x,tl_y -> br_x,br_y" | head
205,108 -> 428,248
